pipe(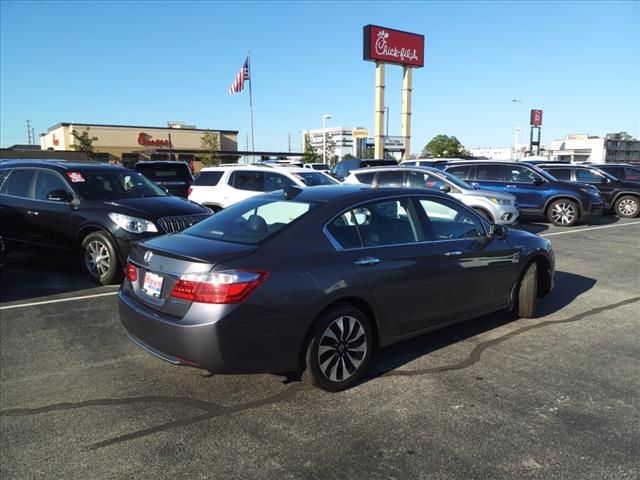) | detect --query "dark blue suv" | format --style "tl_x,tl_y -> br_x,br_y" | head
442,161 -> 604,226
